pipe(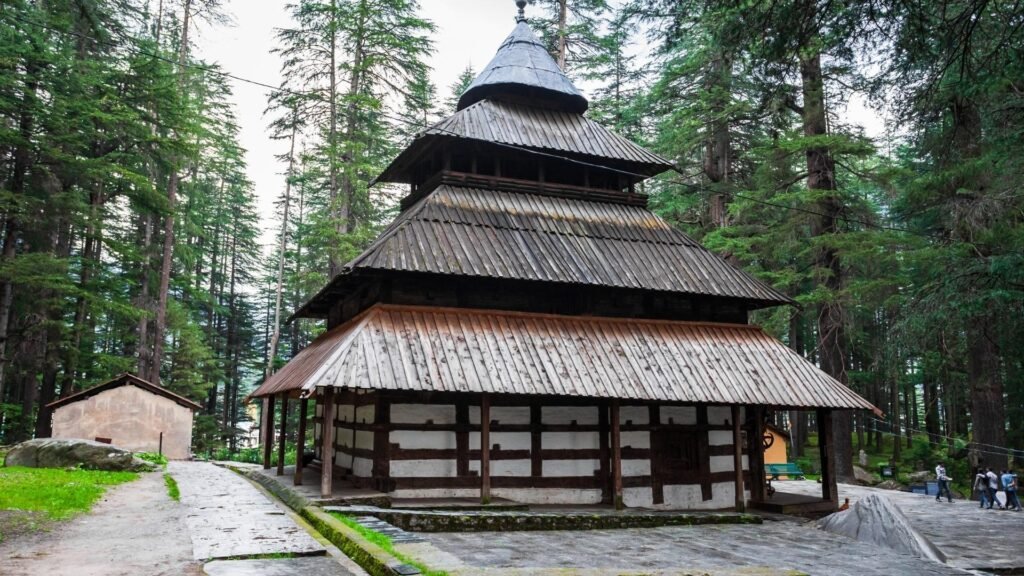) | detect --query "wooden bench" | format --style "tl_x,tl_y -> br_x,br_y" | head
764,463 -> 805,497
